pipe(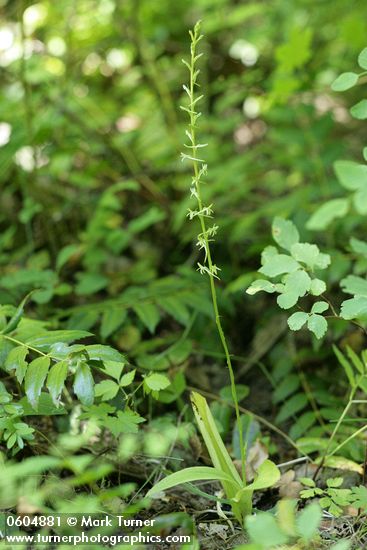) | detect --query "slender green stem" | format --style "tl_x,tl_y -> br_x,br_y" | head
182,22 -> 246,482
